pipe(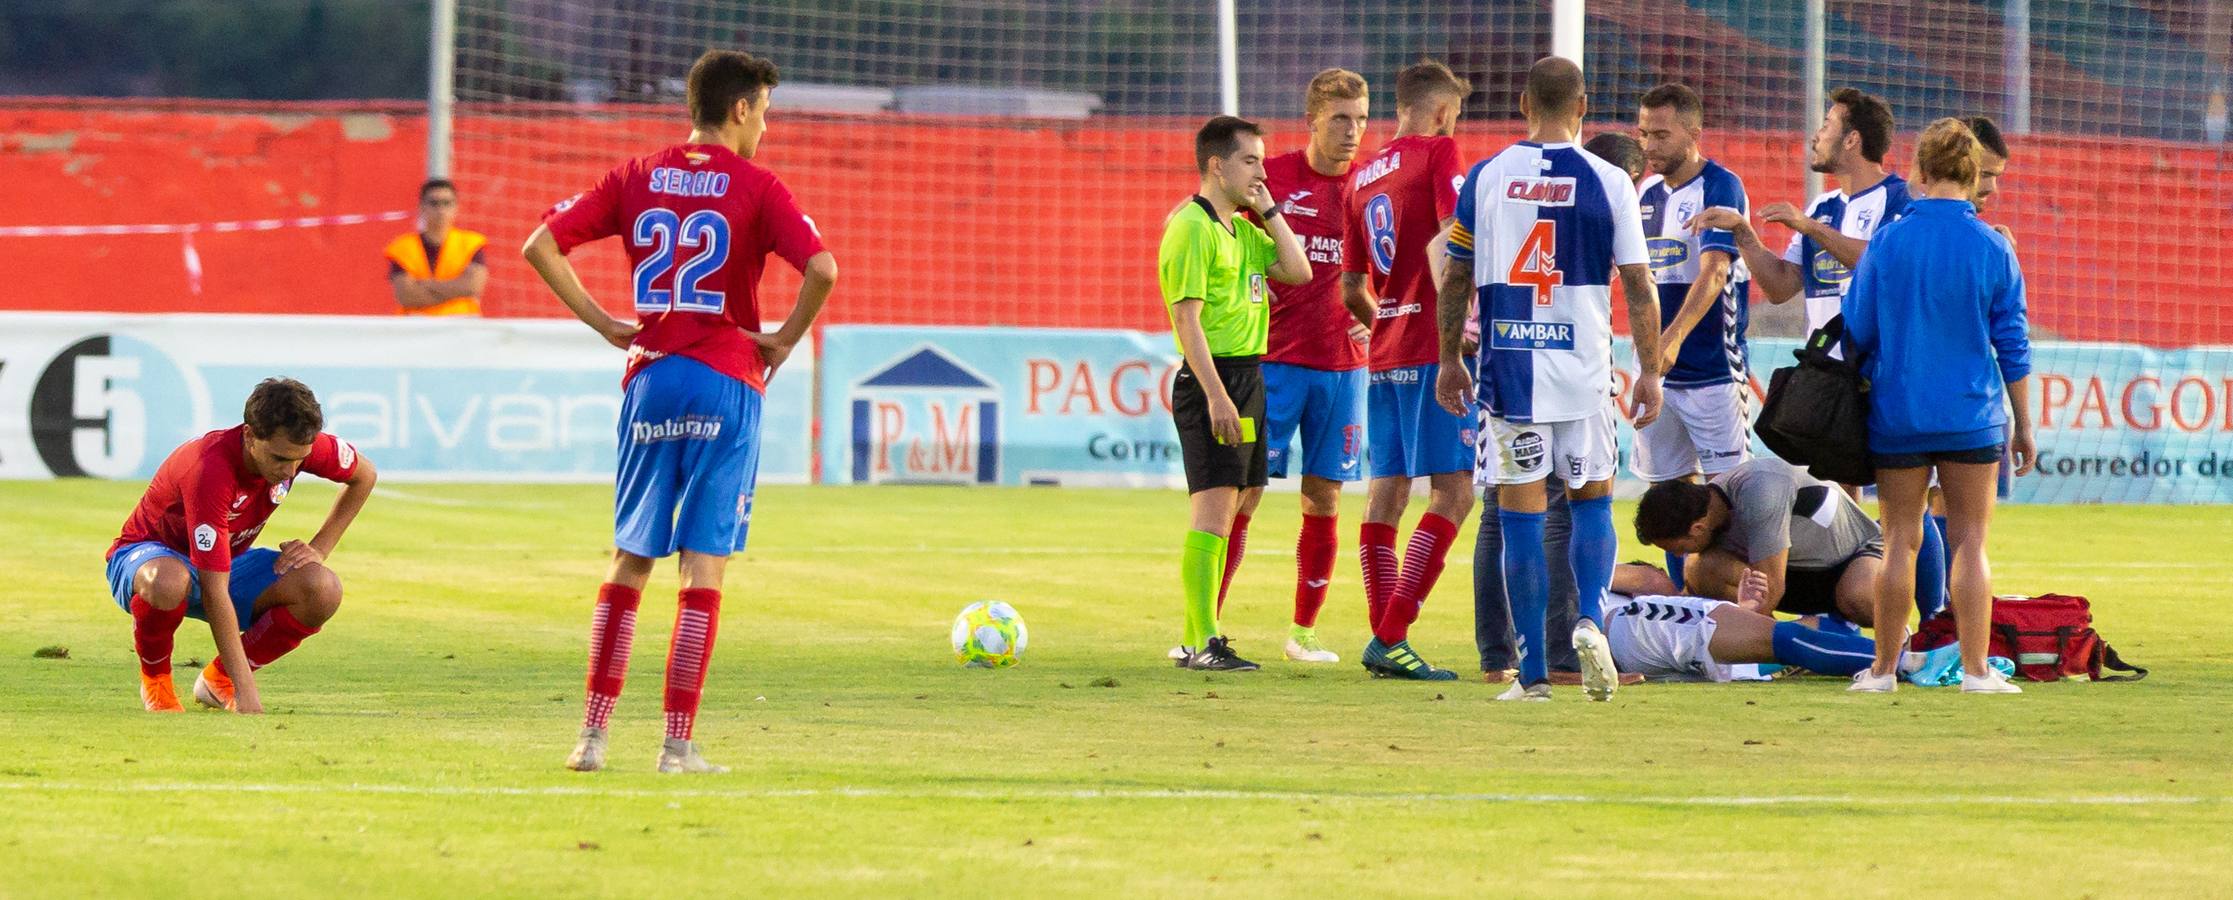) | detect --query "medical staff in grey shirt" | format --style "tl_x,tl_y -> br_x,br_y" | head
1632,458 -> 1886,625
